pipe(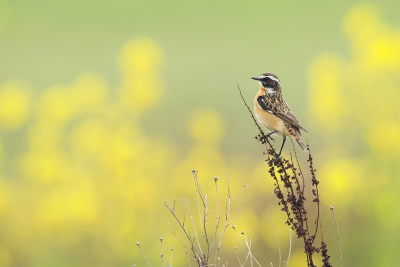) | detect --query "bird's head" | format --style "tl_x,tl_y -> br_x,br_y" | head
251,73 -> 281,93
